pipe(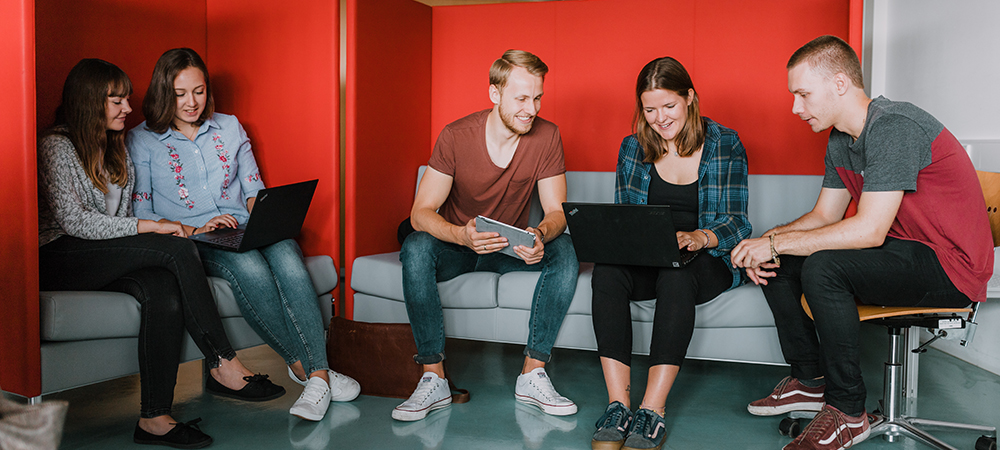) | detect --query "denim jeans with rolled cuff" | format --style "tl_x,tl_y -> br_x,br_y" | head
400,231 -> 579,365
196,238 -> 330,376
761,237 -> 971,416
